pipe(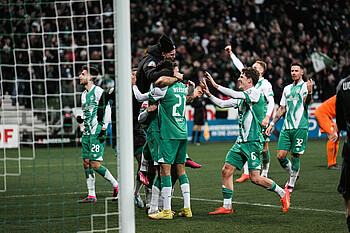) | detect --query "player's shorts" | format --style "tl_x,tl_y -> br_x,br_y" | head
277,128 -> 308,154
338,140 -> 350,199
158,139 -> 187,164
225,141 -> 263,171
315,110 -> 336,134
81,134 -> 105,161
143,131 -> 161,163
193,112 -> 204,126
